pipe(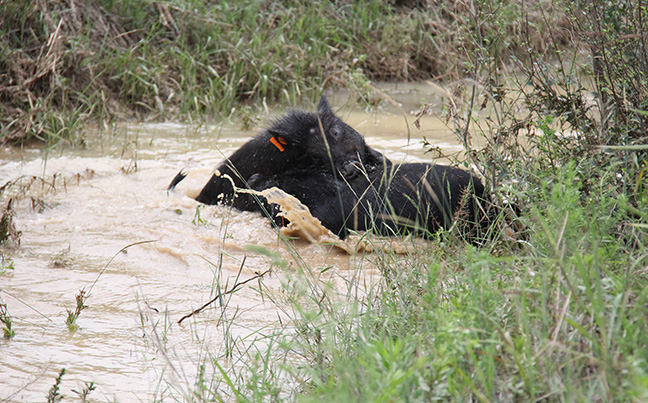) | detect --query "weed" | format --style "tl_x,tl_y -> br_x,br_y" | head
66,288 -> 88,331
237,105 -> 262,131
0,256 -> 15,274
177,263 -> 271,325
120,140 -> 139,174
0,302 -> 15,339
49,247 -> 74,268
47,368 -> 66,403
192,204 -> 208,226
72,381 -> 96,403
